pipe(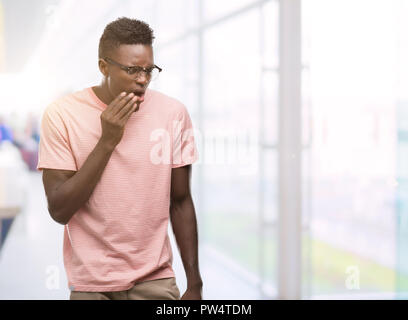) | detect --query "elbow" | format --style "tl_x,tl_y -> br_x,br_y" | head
48,207 -> 69,225
170,193 -> 191,216
46,189 -> 73,225
170,196 -> 185,210
170,192 -> 190,206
